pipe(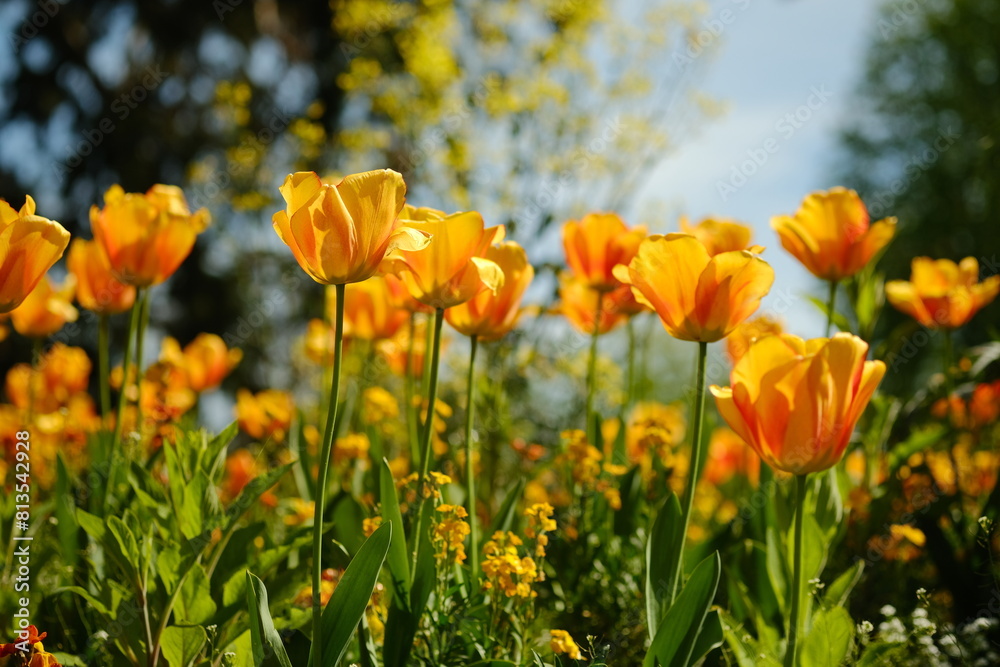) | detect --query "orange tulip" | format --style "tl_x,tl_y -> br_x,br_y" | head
680,216 -> 762,255
0,196 -> 71,313
377,316 -> 447,377
383,211 -> 505,309
67,238 -> 136,315
613,234 -> 774,342
236,388 -> 294,443
161,333 -> 242,392
90,184 -> 210,287
272,170 -> 428,285
557,273 -> 631,335
703,427 -> 761,487
885,256 -> 1000,329
562,212 -> 645,291
329,275 -> 410,341
725,315 -> 784,364
710,333 -> 885,475
446,241 -> 534,340
9,276 -> 78,338
770,187 -> 895,281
